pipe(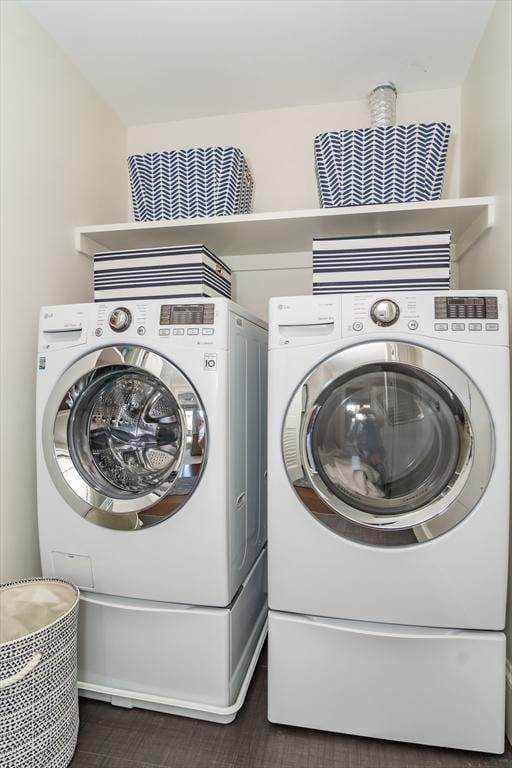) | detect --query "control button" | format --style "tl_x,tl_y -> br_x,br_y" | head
94,328 -> 103,337
108,306 -> 132,333
468,323 -> 482,331
202,328 -> 214,335
173,329 -> 184,336
486,297 -> 498,319
137,326 -> 146,336
159,328 -> 170,336
486,323 -> 499,331
187,328 -> 199,335
434,323 -> 448,331
353,321 -> 363,332
408,320 -> 418,330
370,299 -> 400,327
451,323 -> 465,331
